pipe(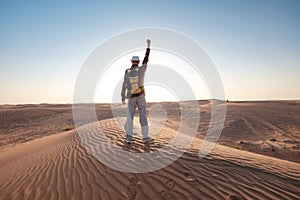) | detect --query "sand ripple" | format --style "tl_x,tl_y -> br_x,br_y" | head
0,117 -> 299,199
